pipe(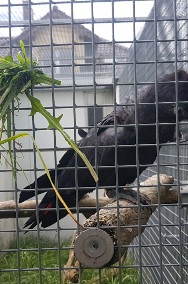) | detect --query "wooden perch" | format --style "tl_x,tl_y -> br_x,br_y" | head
0,174 -> 178,220
63,174 -> 178,283
0,195 -> 112,219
